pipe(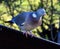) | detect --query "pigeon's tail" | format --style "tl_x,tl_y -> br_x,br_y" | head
4,20 -> 14,24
